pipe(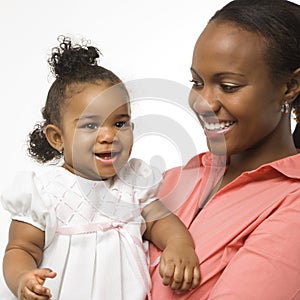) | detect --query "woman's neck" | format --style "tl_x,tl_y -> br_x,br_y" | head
228,141 -> 297,176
